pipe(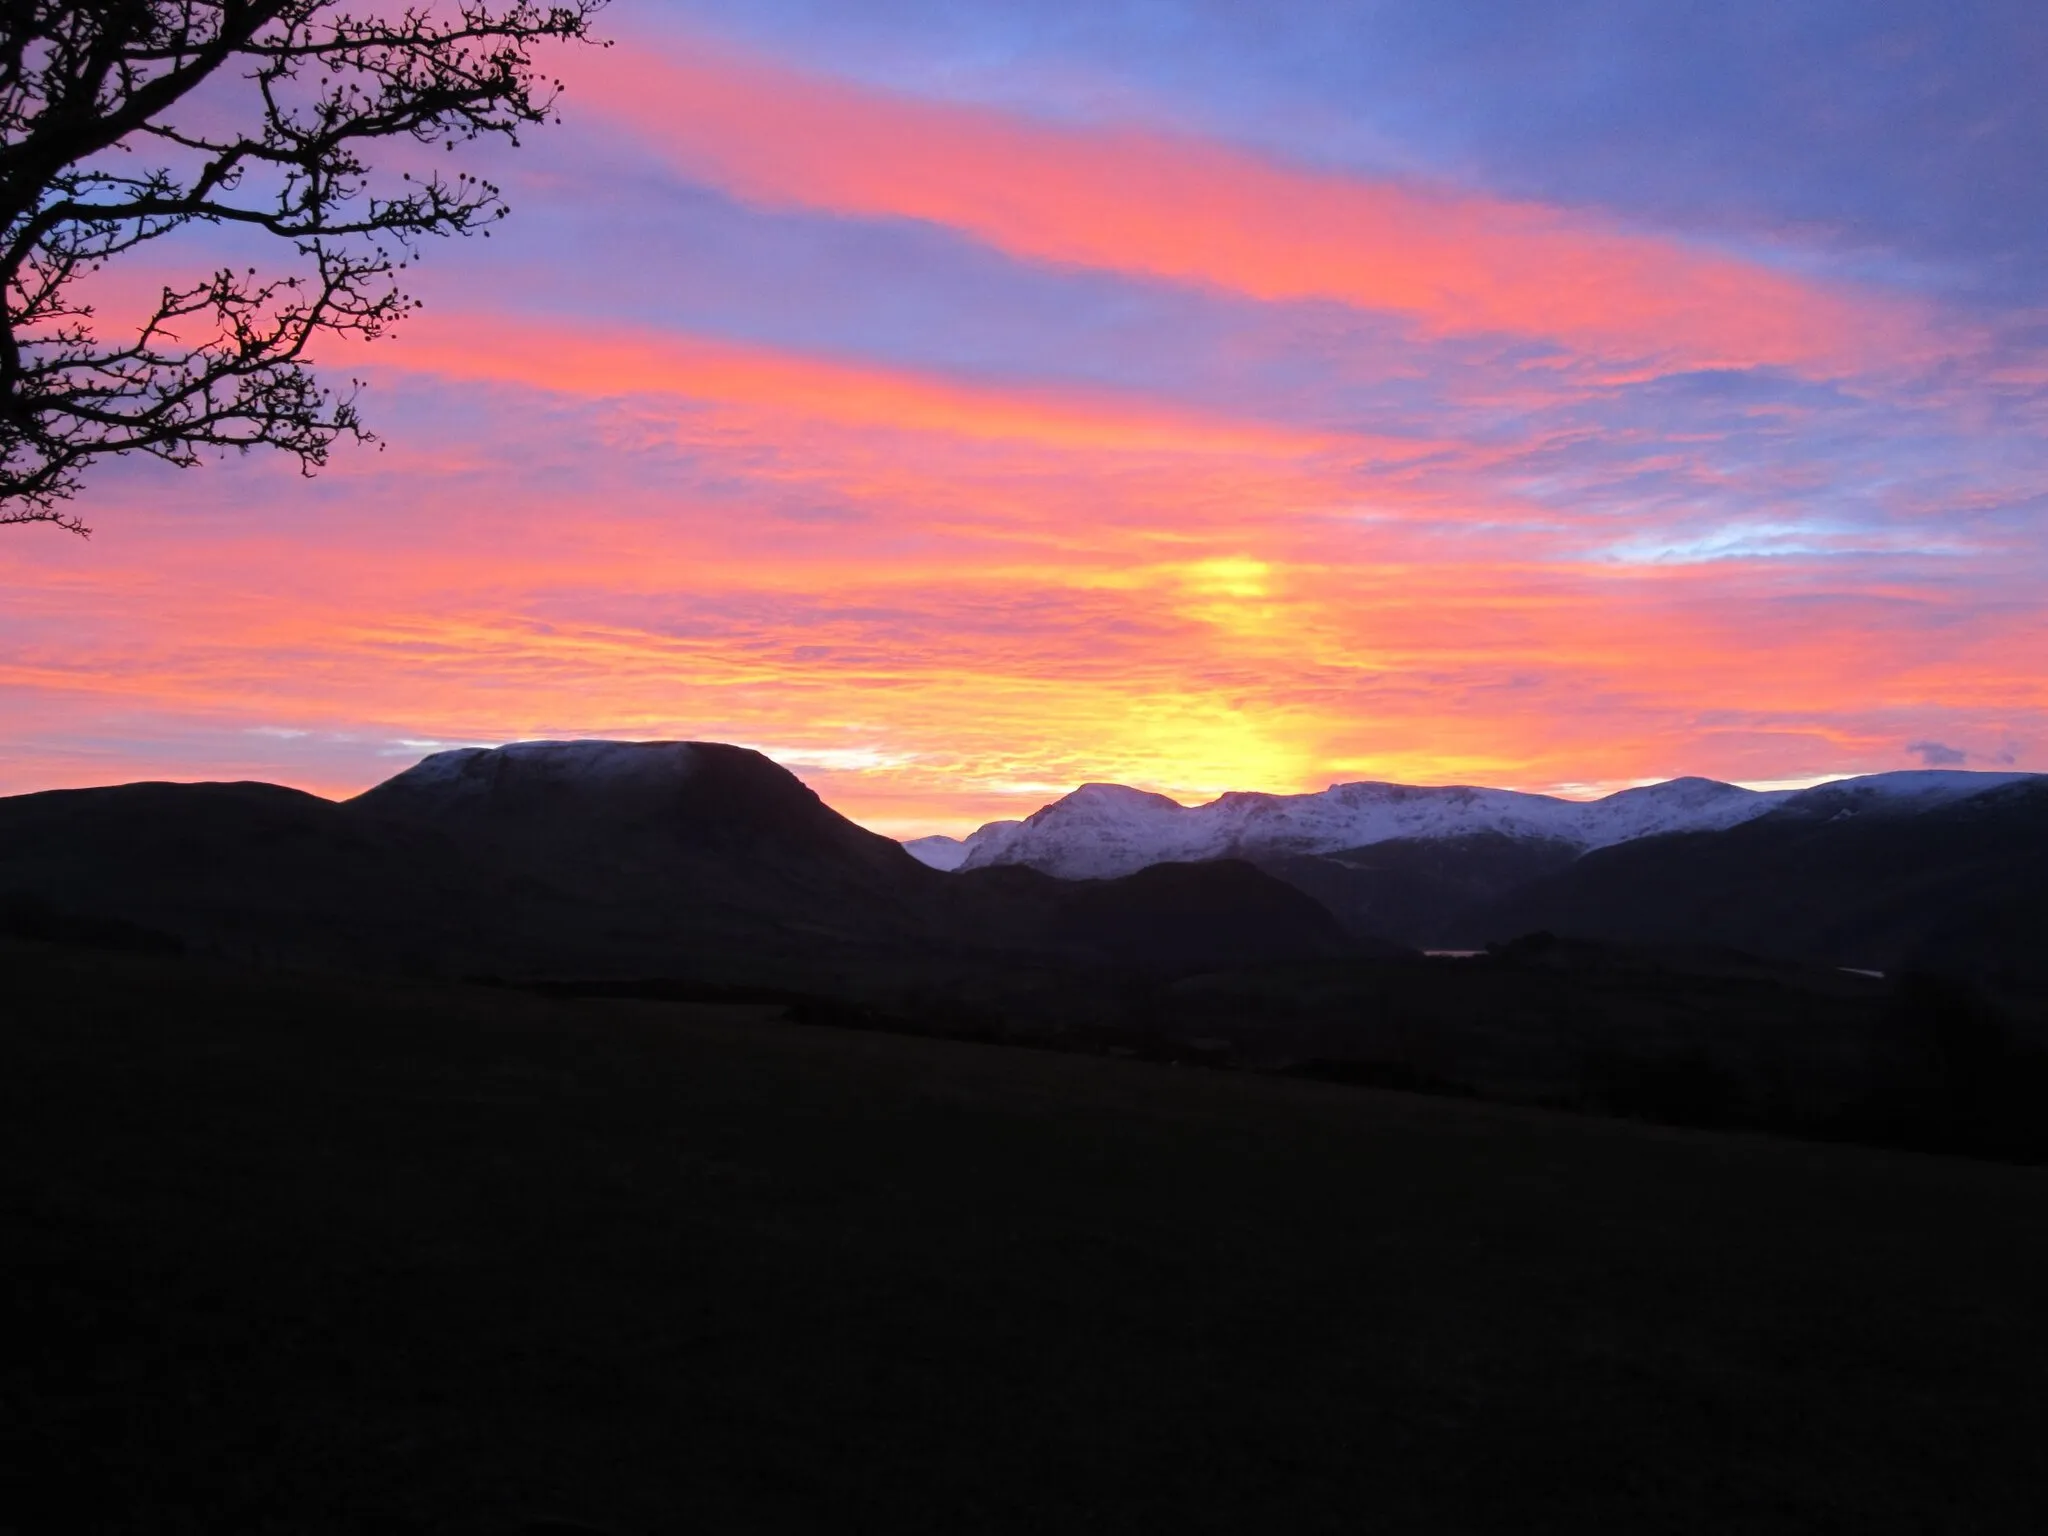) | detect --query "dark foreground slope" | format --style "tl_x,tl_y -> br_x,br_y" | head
6,938 -> 2048,1535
